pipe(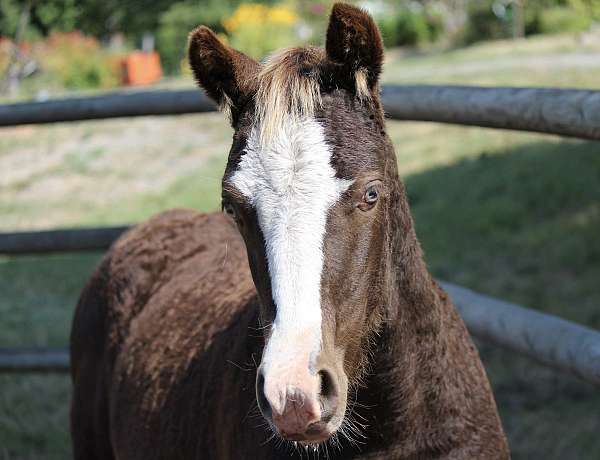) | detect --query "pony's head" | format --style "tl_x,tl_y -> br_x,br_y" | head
189,3 -> 399,446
